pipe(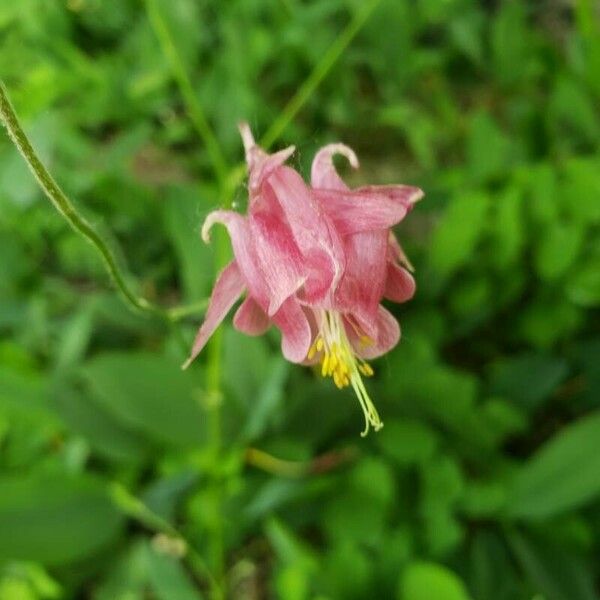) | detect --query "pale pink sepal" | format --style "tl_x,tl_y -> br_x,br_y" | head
347,305 -> 401,360
233,296 -> 270,336
384,262 -> 416,303
311,143 -> 359,190
271,297 -> 312,363
182,261 -> 245,369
